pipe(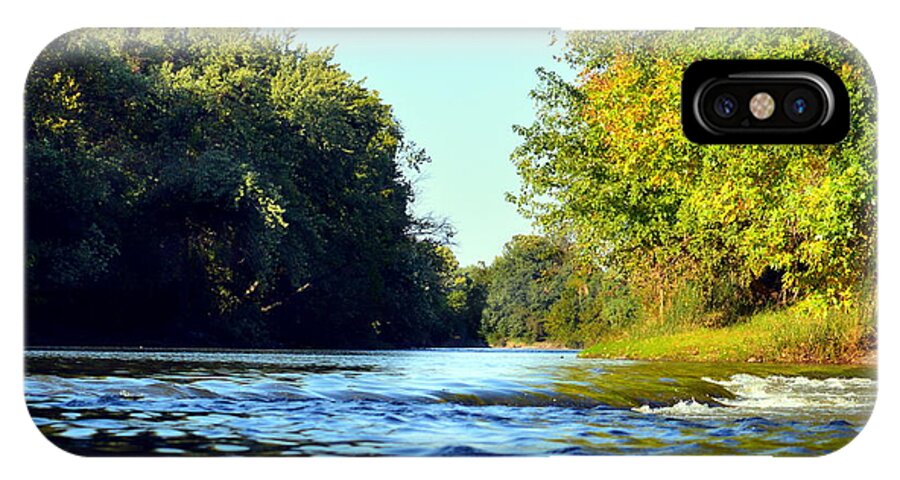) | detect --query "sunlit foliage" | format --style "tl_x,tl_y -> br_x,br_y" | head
509,29 -> 876,345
